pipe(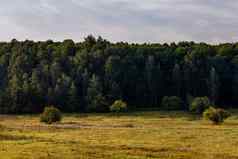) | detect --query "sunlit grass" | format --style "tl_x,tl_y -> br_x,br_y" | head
0,111 -> 238,159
